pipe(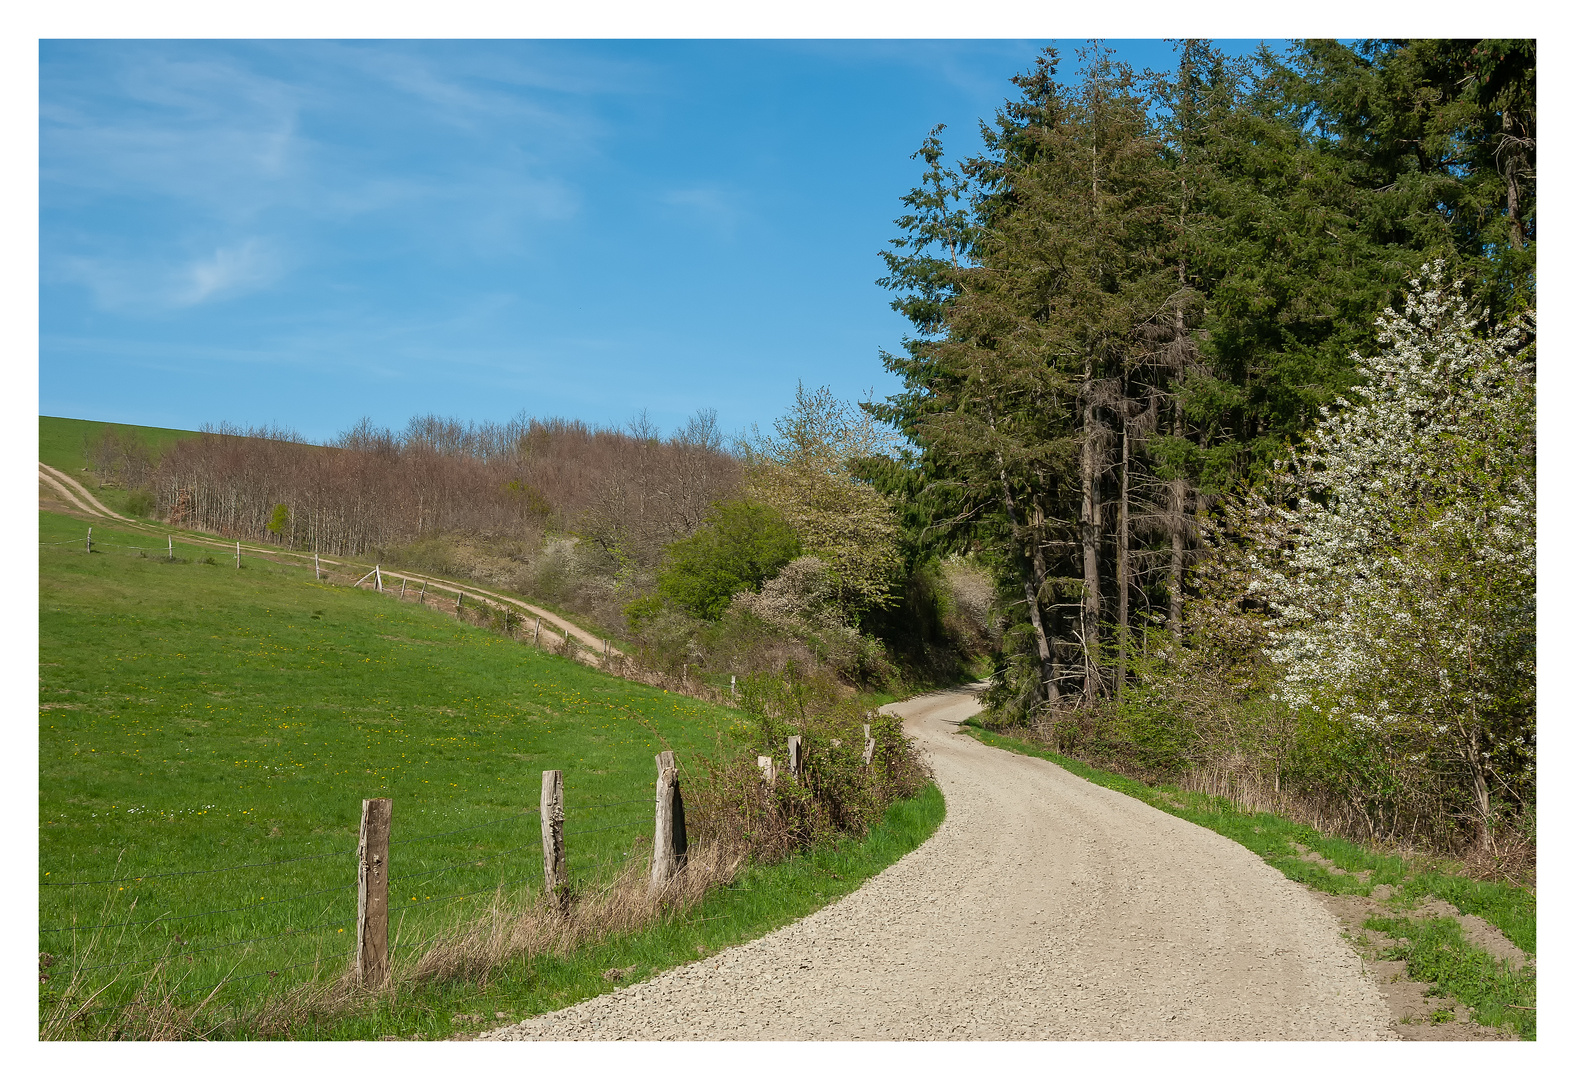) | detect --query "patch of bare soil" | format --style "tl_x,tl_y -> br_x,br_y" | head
1289,842 -> 1523,1040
